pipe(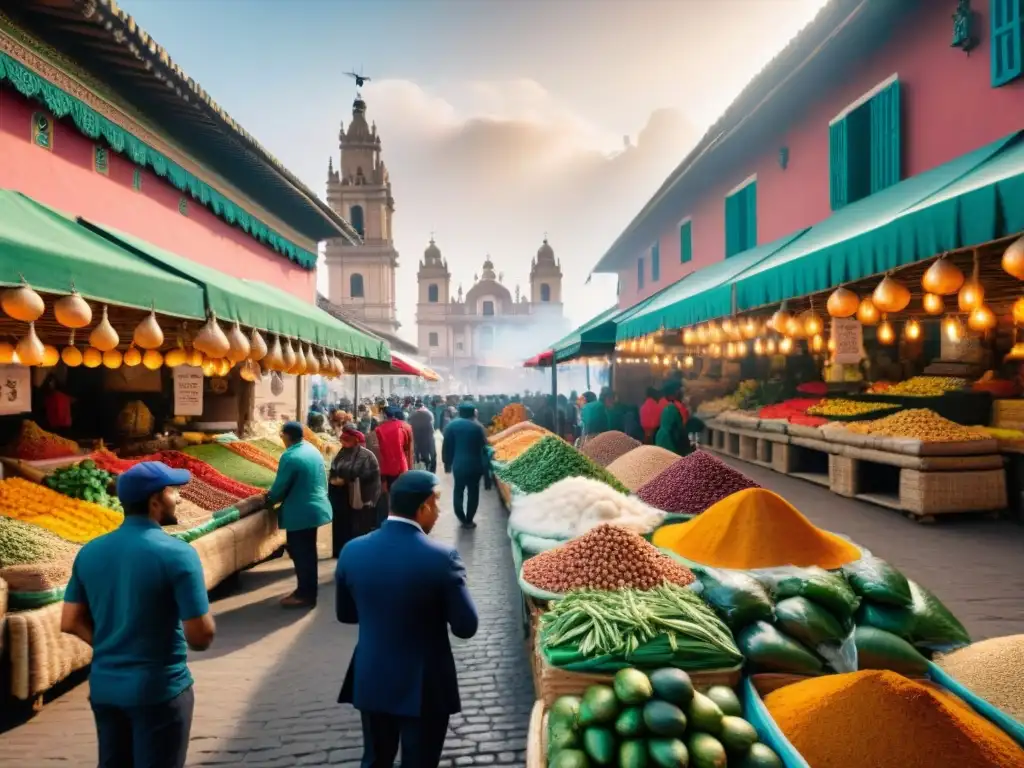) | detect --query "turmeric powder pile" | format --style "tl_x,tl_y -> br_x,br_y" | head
764,670 -> 1024,768
492,430 -> 545,462
652,488 -> 859,569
